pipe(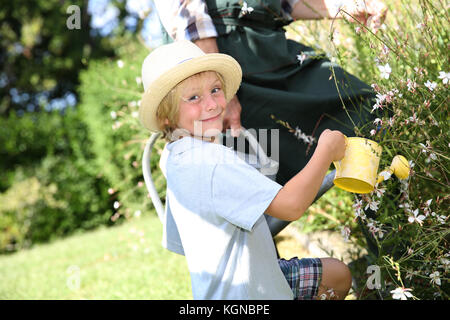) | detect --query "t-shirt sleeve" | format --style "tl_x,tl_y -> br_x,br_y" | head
211,154 -> 283,232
